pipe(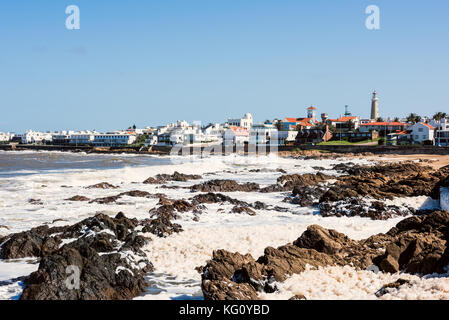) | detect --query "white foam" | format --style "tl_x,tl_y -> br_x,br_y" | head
259,265 -> 449,300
